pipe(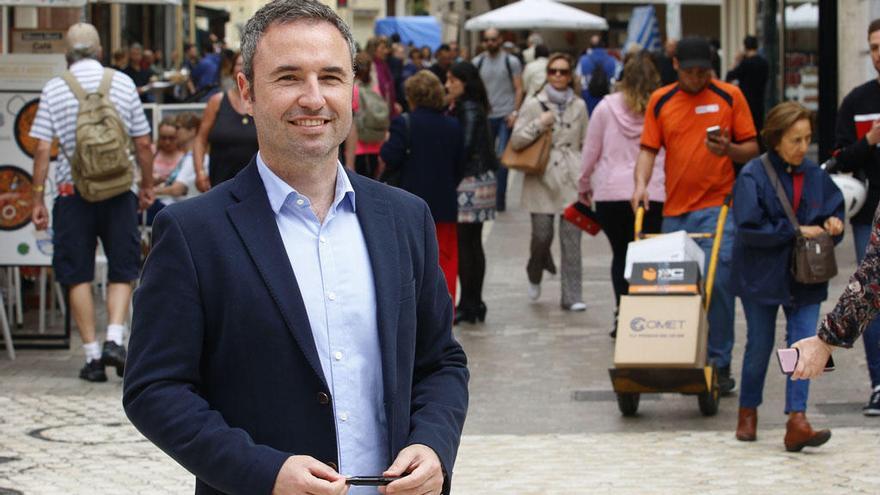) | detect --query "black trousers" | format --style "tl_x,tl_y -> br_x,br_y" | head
355,154 -> 380,179
594,201 -> 663,308
457,222 -> 485,311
